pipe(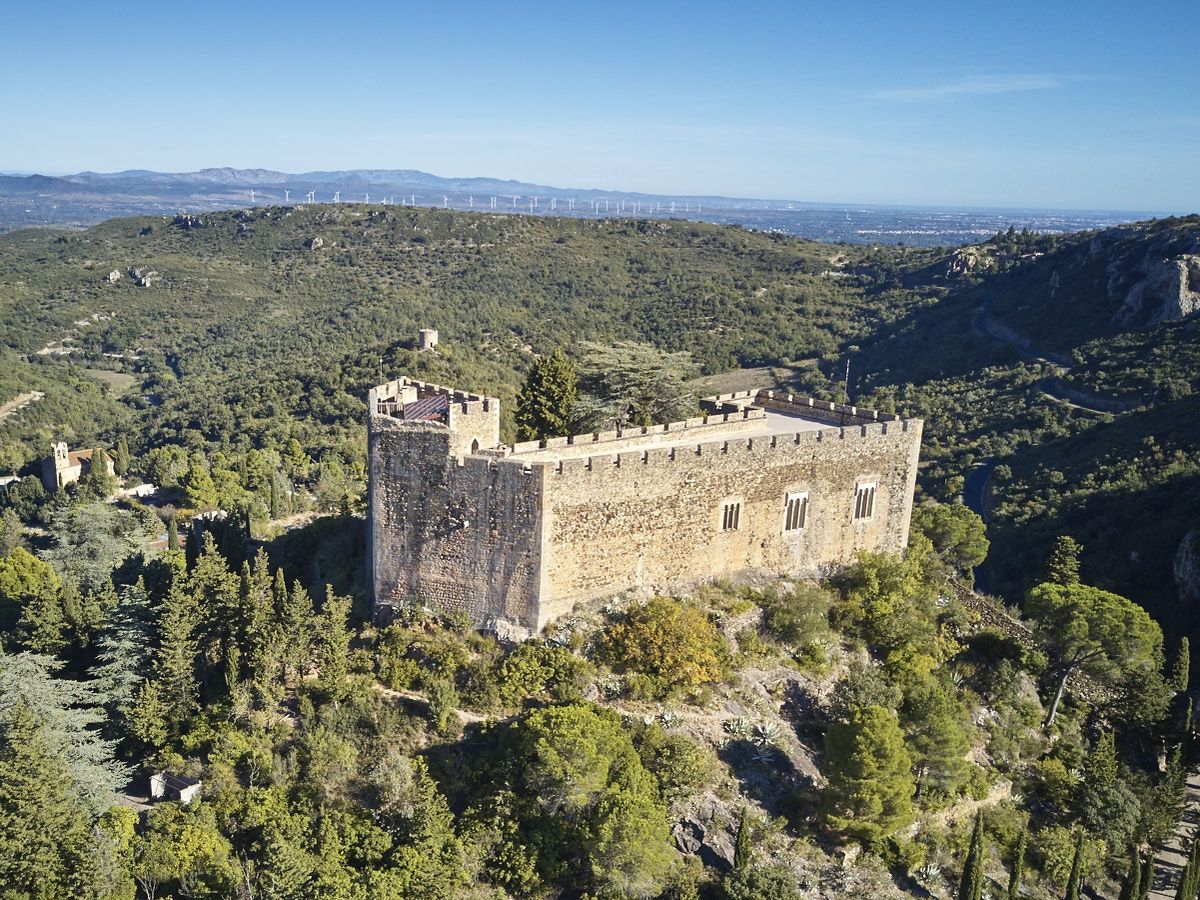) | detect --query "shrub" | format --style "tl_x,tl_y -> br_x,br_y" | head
600,597 -> 728,698
635,723 -> 717,803
753,582 -> 833,648
497,640 -> 590,707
